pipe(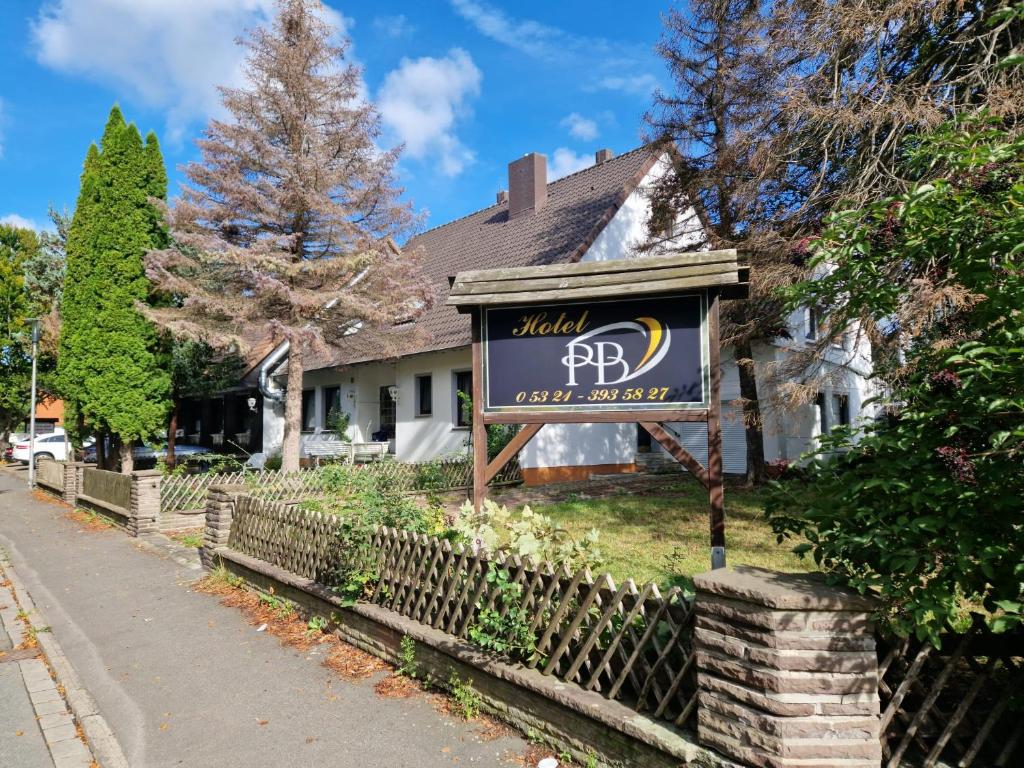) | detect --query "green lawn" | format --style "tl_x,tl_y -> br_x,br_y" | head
530,477 -> 812,589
